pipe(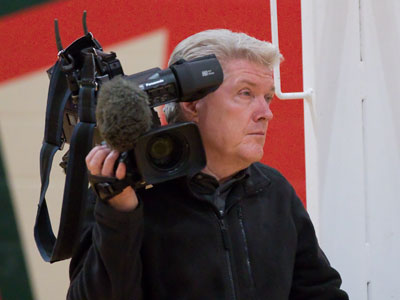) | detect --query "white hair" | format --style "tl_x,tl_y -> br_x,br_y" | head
163,29 -> 282,124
